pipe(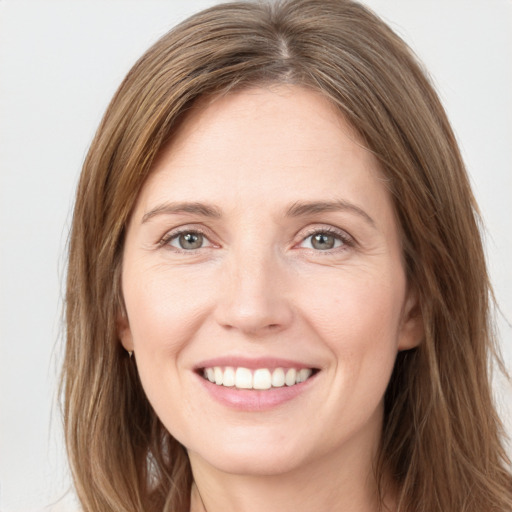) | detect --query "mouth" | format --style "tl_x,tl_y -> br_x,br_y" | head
199,366 -> 319,390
